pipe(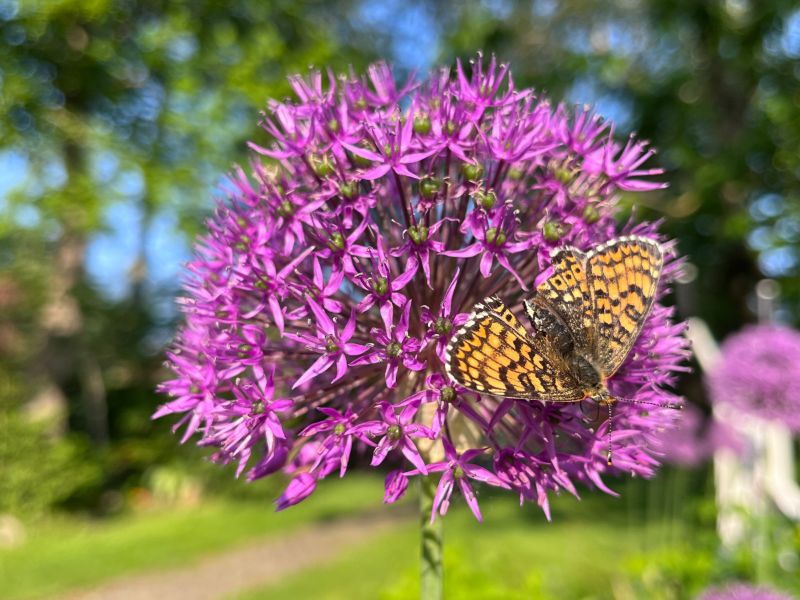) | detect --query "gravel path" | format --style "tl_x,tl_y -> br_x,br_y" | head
57,507 -> 410,600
